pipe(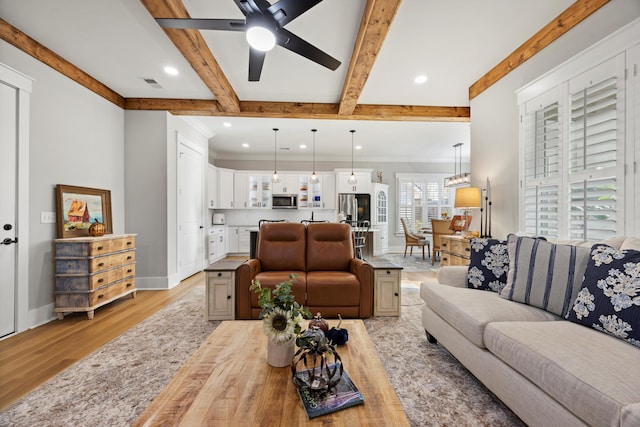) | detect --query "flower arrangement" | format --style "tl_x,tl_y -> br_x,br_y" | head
250,274 -> 312,343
